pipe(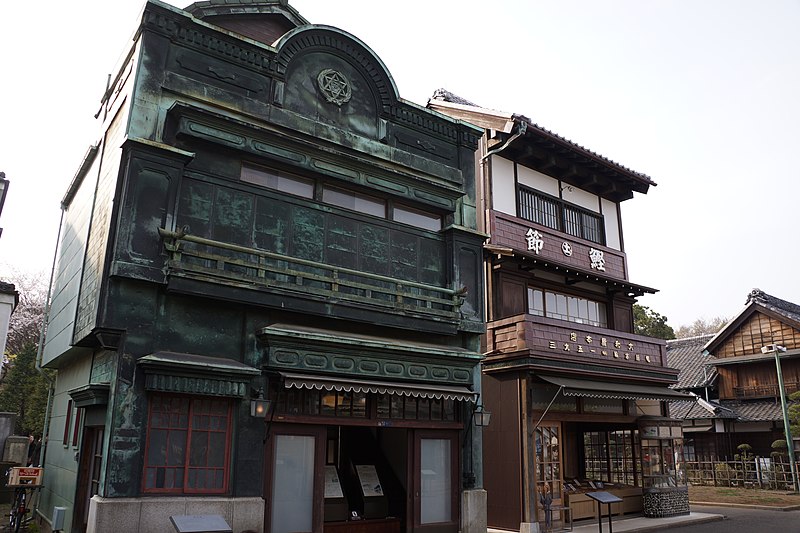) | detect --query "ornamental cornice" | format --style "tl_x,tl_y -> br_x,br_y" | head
142,9 -> 274,73
265,348 -> 474,386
